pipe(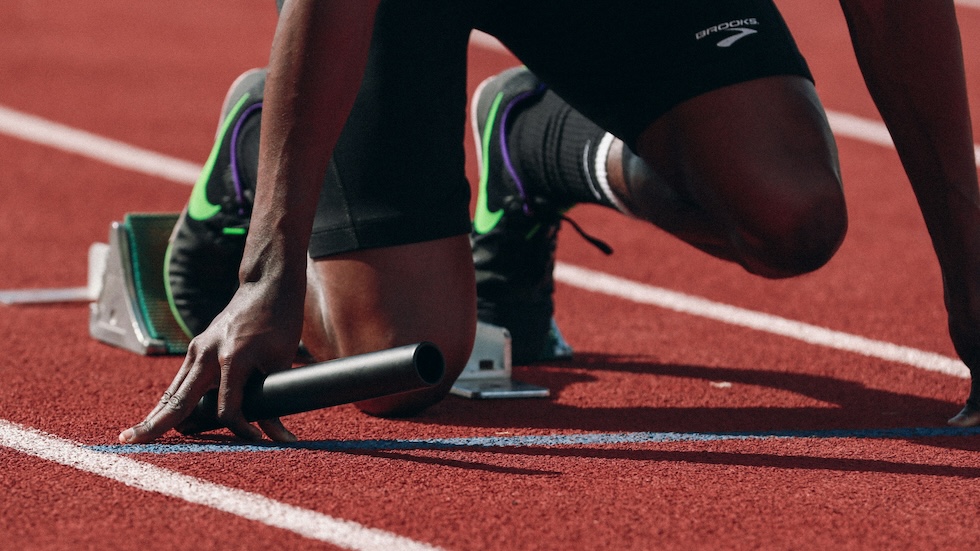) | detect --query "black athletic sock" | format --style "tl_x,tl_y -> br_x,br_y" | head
509,90 -> 620,210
